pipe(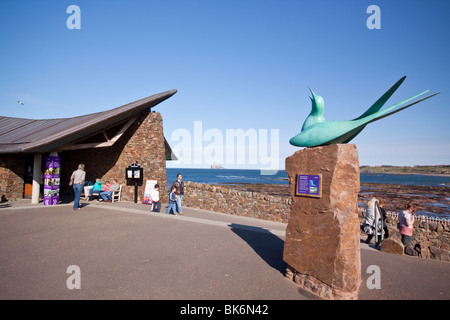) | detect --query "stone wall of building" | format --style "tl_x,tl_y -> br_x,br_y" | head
183,181 -> 450,262
60,111 -> 168,203
0,111 -> 168,204
0,154 -> 26,201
